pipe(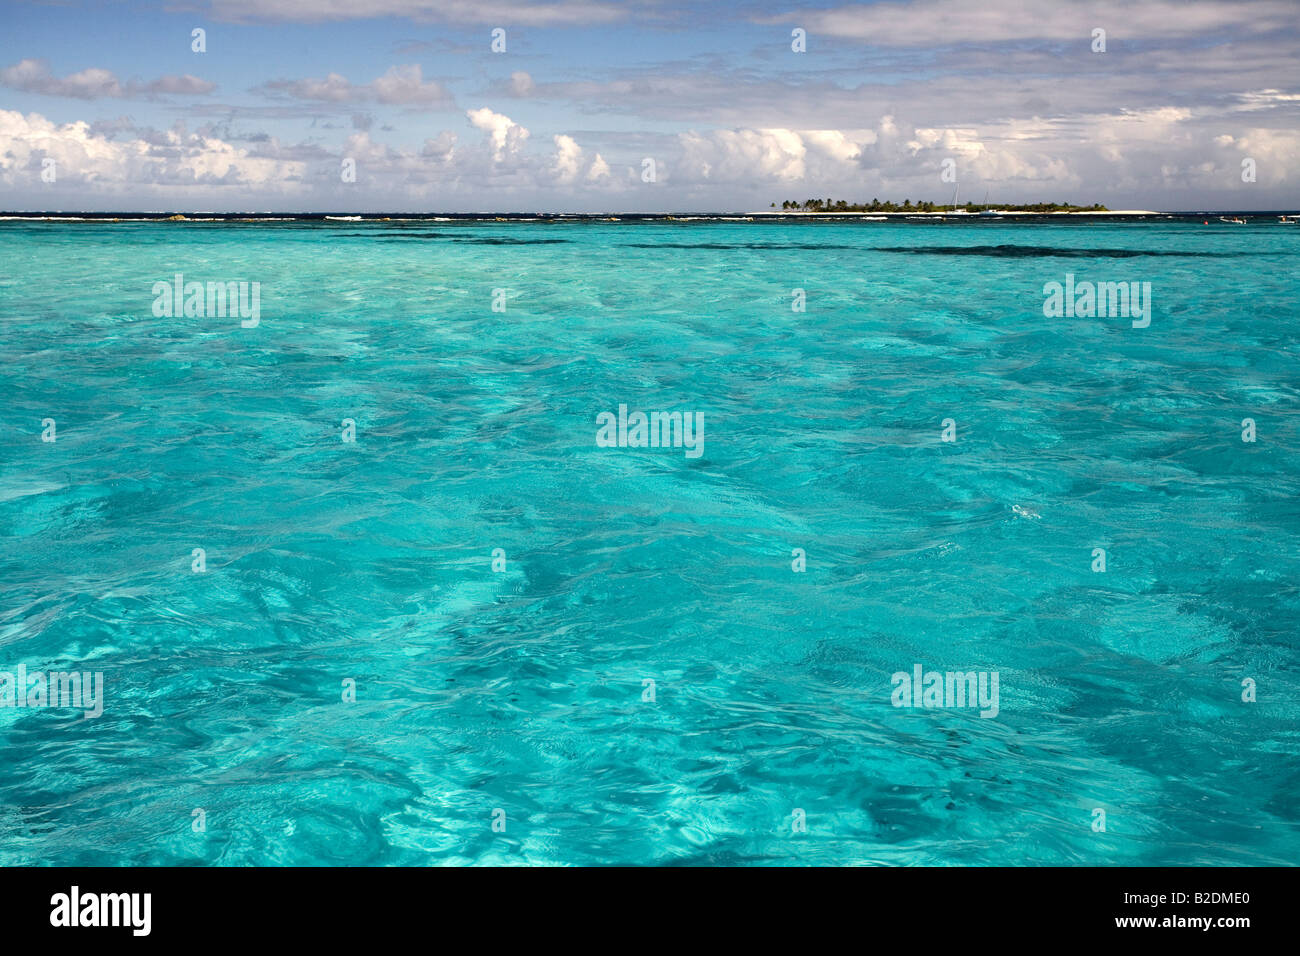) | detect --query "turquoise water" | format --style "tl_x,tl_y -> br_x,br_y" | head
0,218 -> 1297,865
